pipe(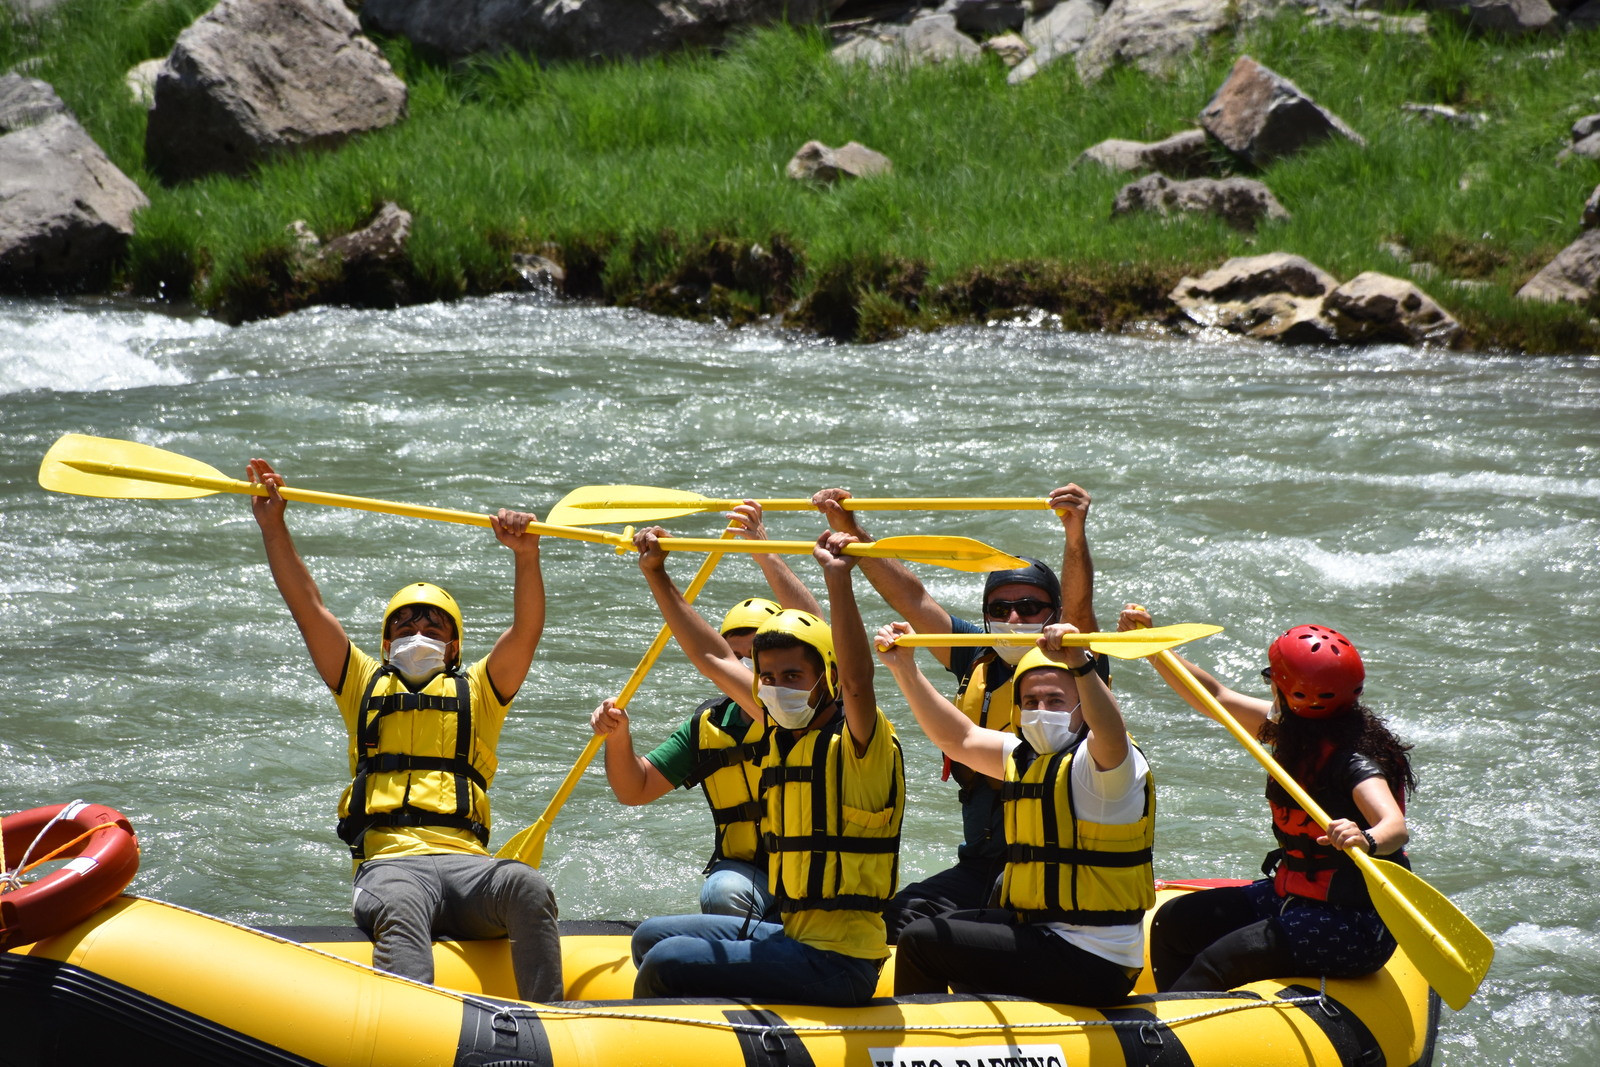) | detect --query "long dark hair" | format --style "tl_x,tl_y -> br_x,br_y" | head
1262,702 -> 1417,804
